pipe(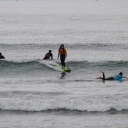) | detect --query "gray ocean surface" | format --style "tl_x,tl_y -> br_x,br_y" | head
0,0 -> 128,127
